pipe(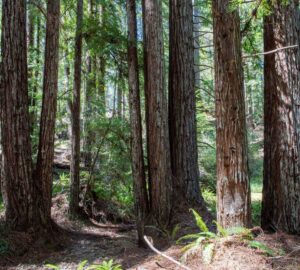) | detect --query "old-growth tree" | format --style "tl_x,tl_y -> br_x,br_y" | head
70,0 -> 83,217
143,0 -> 172,226
262,0 -> 300,234
212,0 -> 251,228
1,0 -> 34,230
127,0 -> 149,246
169,0 -> 203,205
34,0 -> 61,227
